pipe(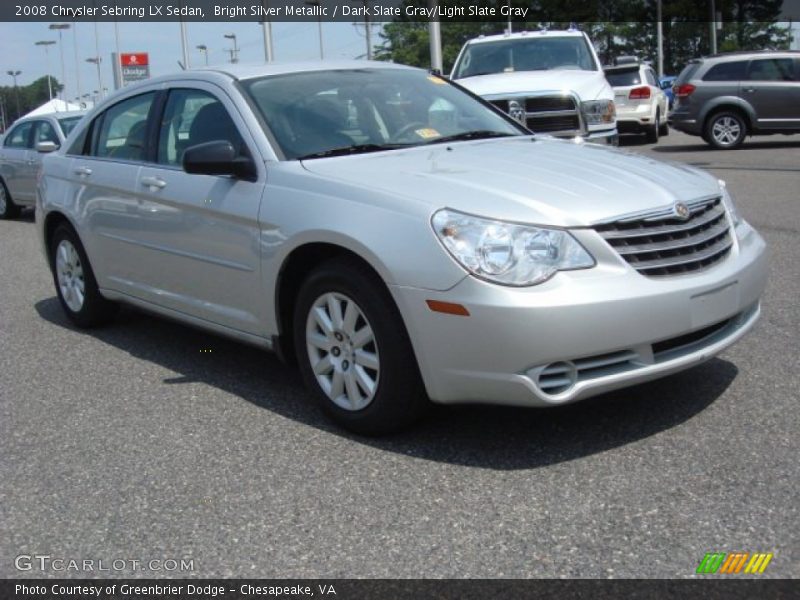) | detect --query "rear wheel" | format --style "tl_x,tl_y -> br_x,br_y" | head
705,111 -> 746,149
658,114 -> 669,136
0,180 -> 20,219
293,257 -> 428,434
645,110 -> 660,143
50,224 -> 118,328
